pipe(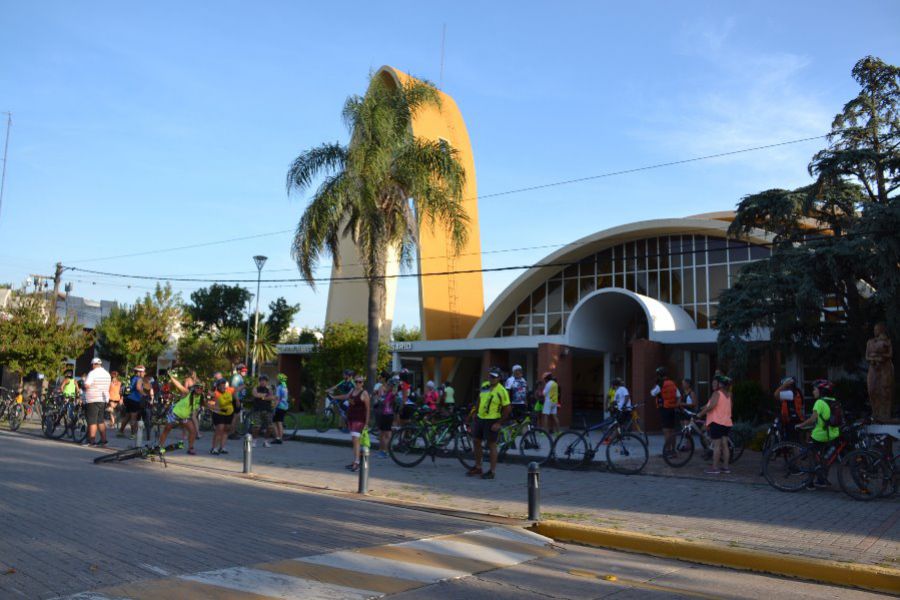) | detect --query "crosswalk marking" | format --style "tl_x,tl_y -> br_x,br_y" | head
56,526 -> 555,600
